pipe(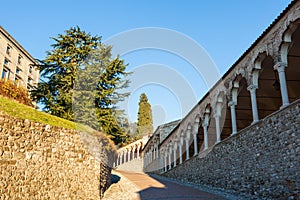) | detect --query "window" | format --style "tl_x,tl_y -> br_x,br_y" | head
6,45 -> 11,55
29,66 -> 33,73
2,69 -> 7,79
18,55 -> 22,64
4,58 -> 9,66
27,77 -> 32,84
15,77 -> 21,87
16,67 -> 21,75
2,69 -> 9,80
